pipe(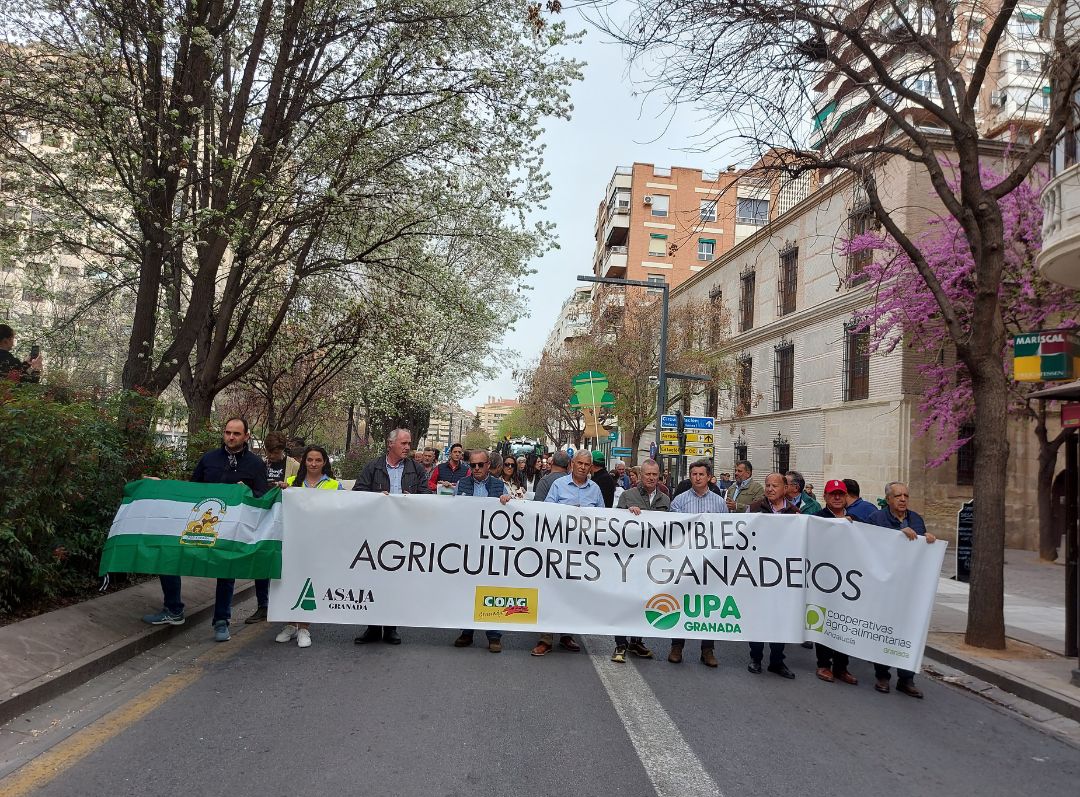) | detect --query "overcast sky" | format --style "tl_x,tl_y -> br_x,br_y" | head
462,11 -> 738,410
